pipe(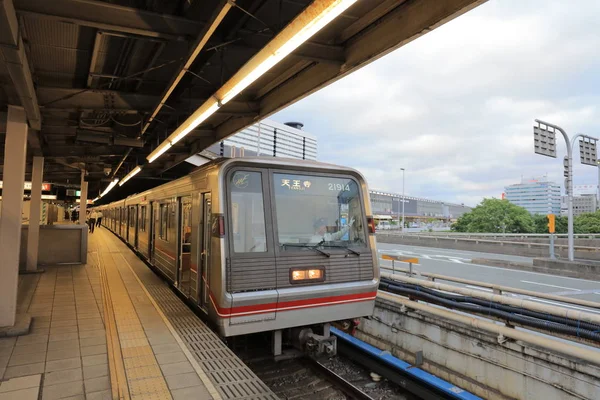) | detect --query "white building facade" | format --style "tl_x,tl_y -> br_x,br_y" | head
207,119 -> 317,160
504,177 -> 561,215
